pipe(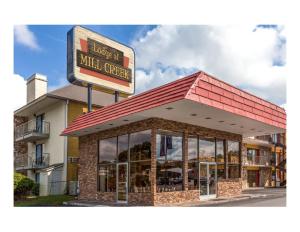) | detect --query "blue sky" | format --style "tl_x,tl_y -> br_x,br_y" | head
14,25 -> 157,90
14,25 -> 286,106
